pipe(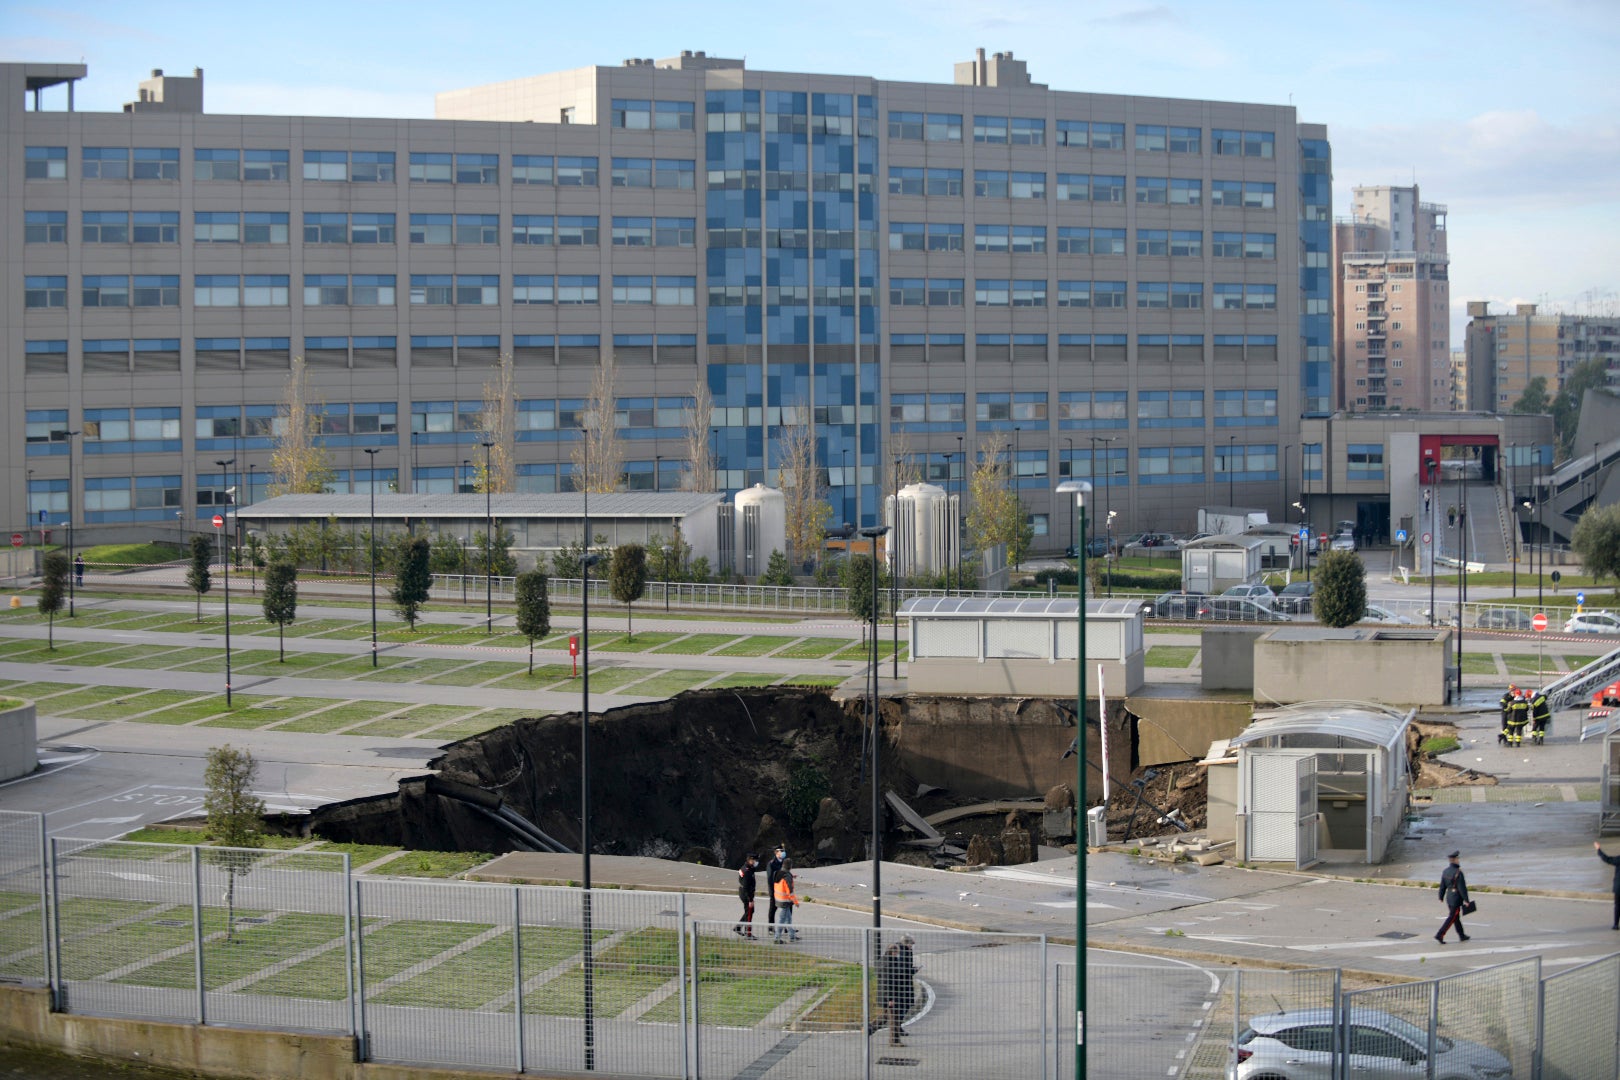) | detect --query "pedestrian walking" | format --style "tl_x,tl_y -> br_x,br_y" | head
1435,850 -> 1472,944
74,553 -> 85,588
1597,842 -> 1620,931
872,935 -> 919,1045
765,845 -> 785,929
1529,688 -> 1551,745
771,857 -> 800,943
733,852 -> 758,938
